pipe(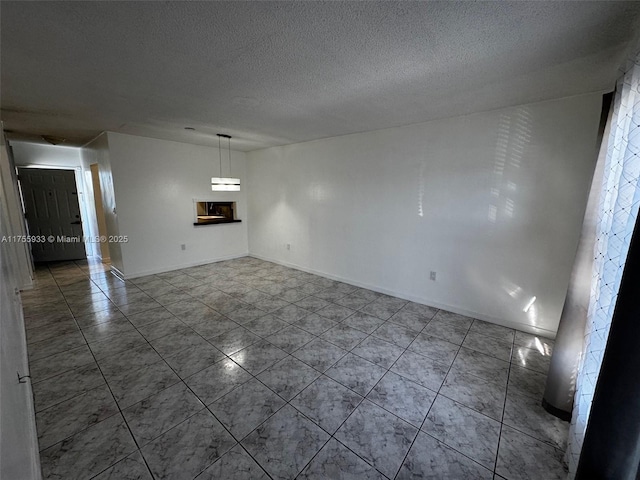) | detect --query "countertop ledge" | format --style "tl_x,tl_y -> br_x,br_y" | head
193,219 -> 242,226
